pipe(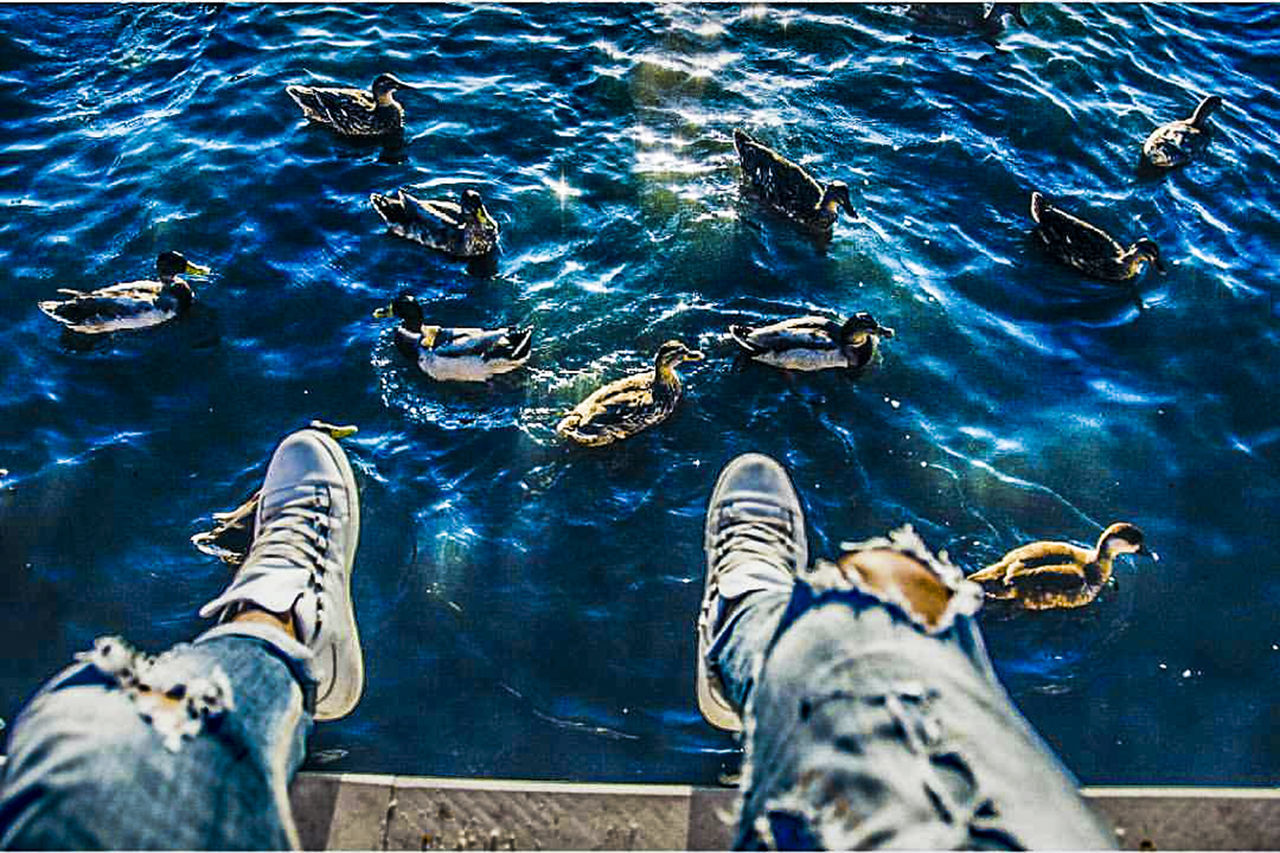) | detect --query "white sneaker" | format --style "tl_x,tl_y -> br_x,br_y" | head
200,428 -> 363,721
697,453 -> 807,732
